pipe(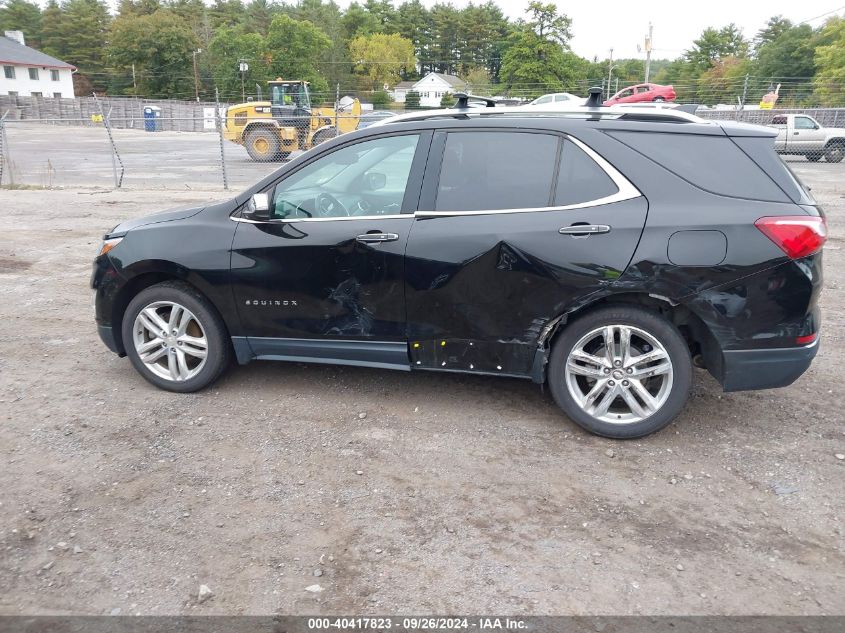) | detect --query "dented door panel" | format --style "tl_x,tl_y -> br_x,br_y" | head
230,217 -> 413,340
404,197 -> 649,376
